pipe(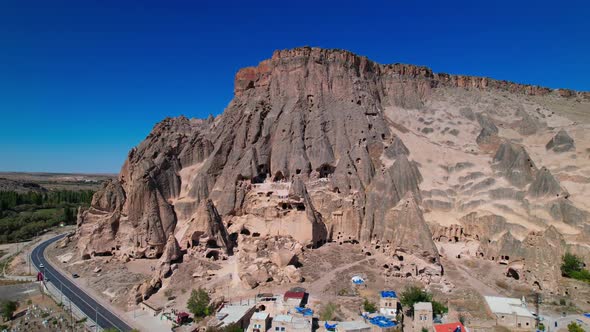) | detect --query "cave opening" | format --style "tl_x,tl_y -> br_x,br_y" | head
318,164 -> 335,178
506,268 -> 520,280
